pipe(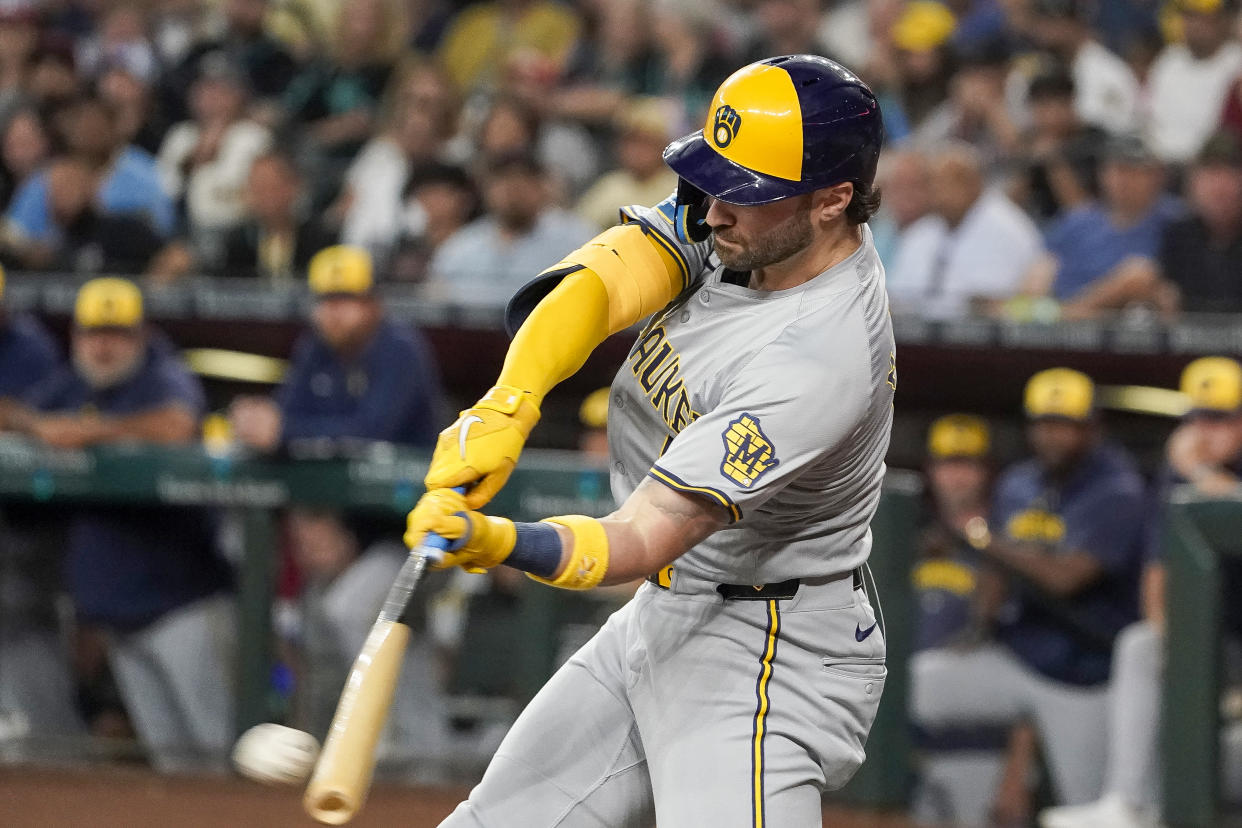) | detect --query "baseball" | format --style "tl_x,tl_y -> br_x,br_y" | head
232,723 -> 320,785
